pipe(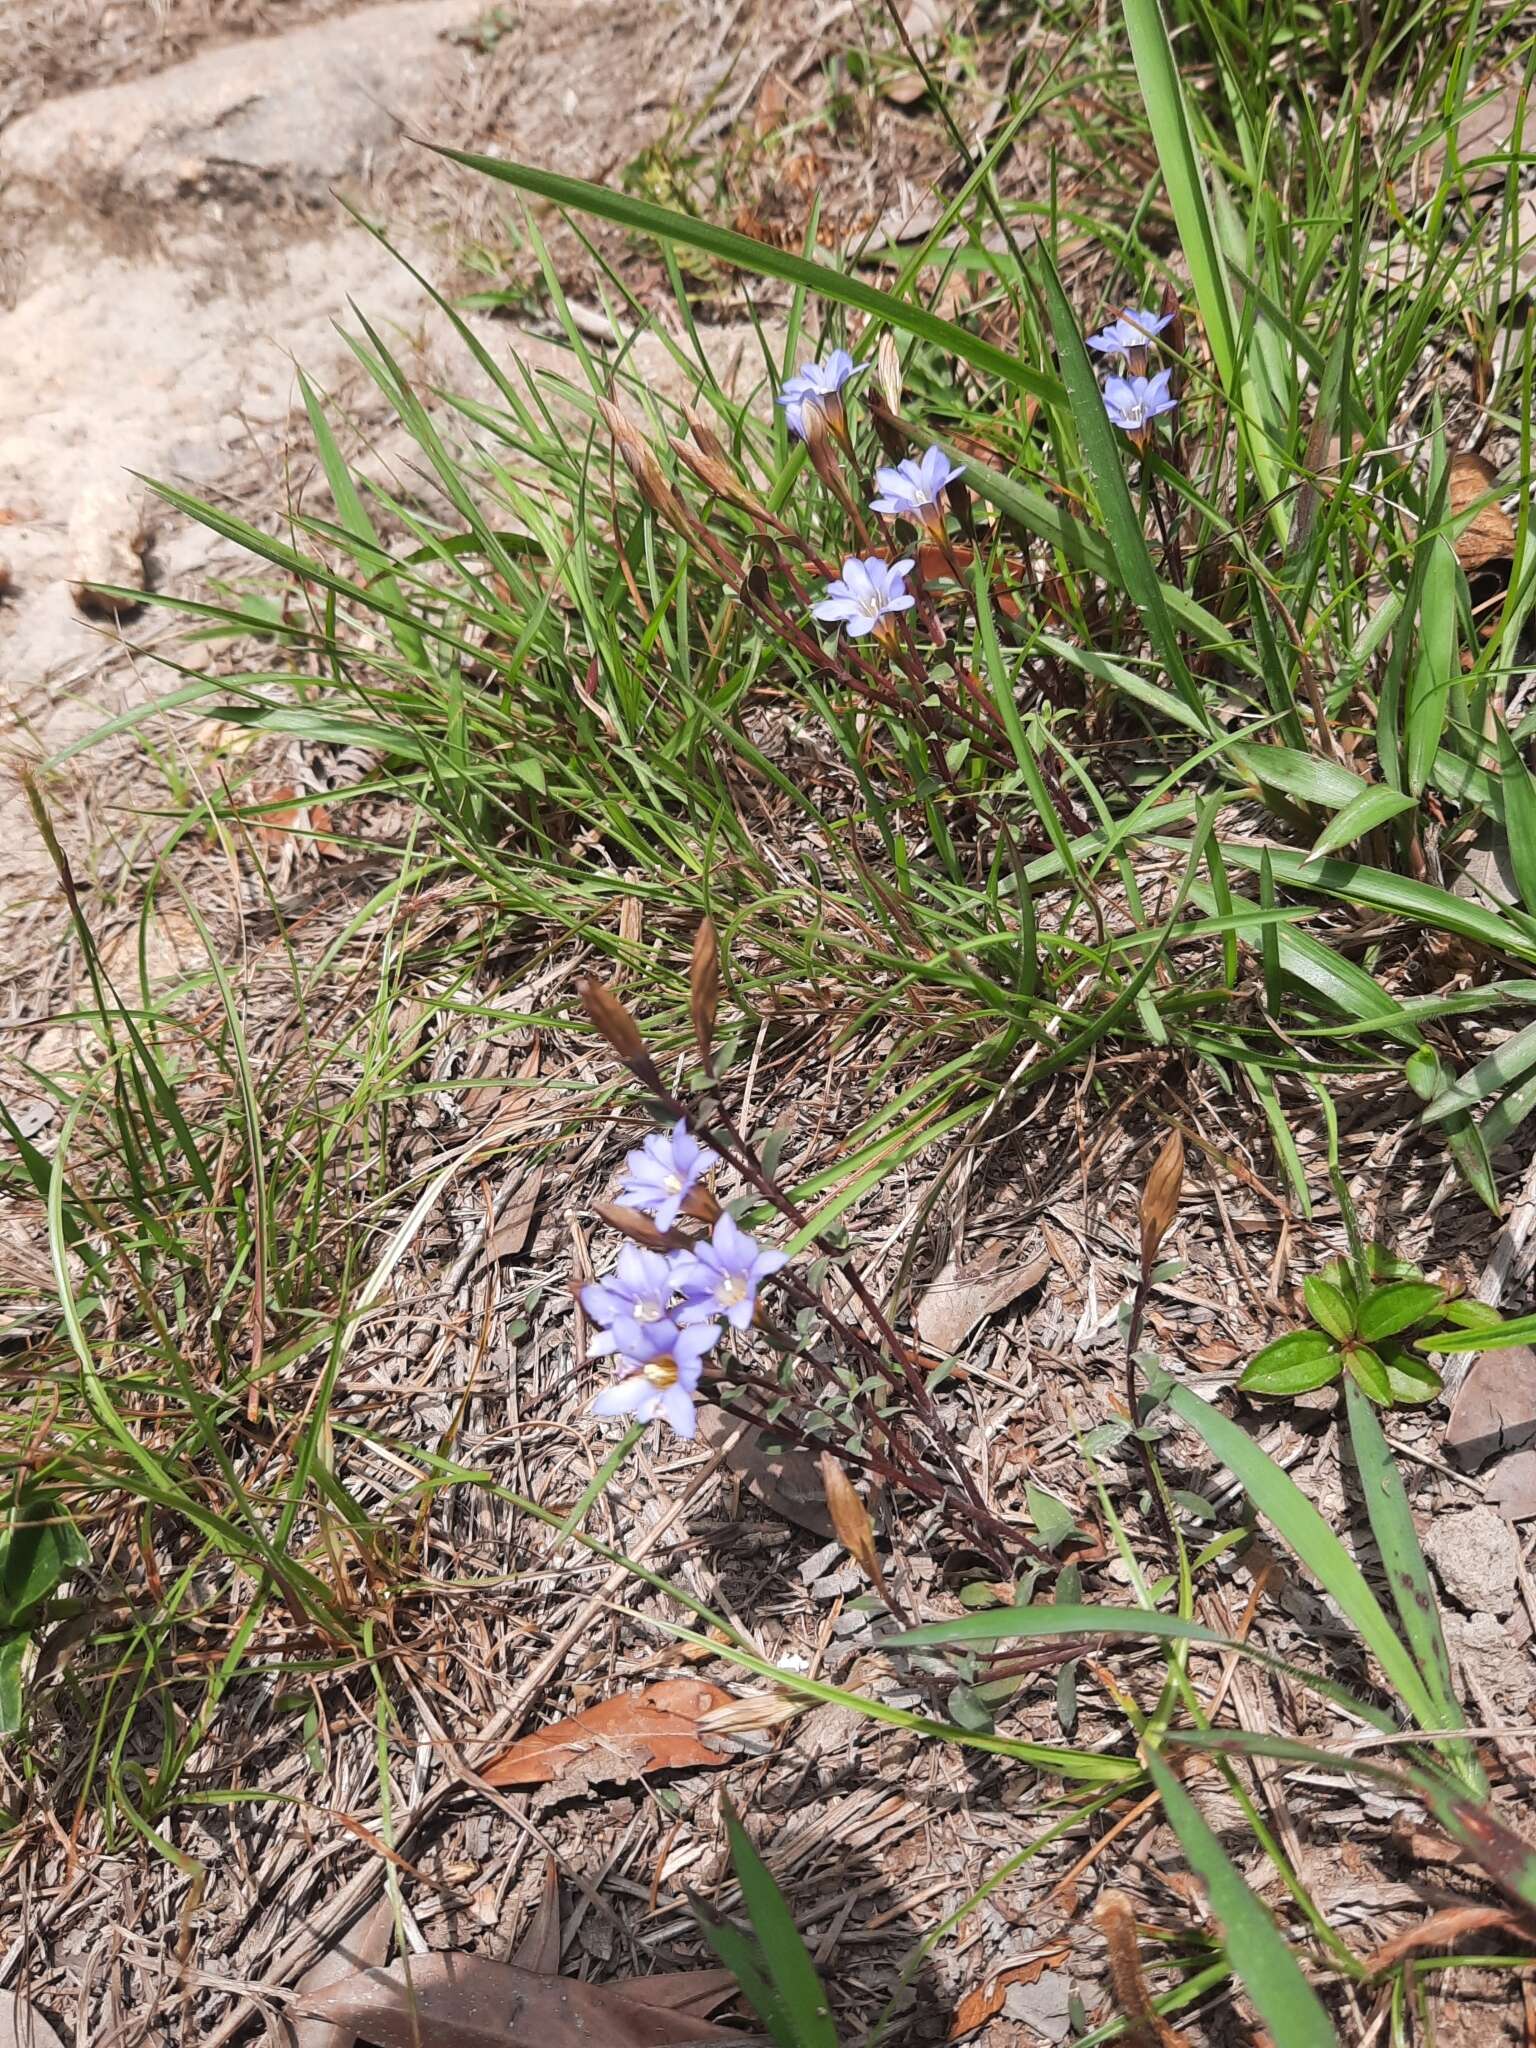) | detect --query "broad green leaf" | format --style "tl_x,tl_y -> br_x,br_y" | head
1357,1281 -> 1443,1342
1304,784 -> 1417,863
1141,1747 -> 1339,2048
1344,1344 -> 1392,1403
885,1603 -> 1395,1729
0,1492 -> 89,1626
1380,1349 -> 1443,1405
1405,440 -> 1458,796
1240,1331 -> 1342,1397
1163,1383 -> 1442,1734
1495,717 -> 1536,914
1228,743 -> 1368,810
1303,1276 -> 1355,1341
704,1796 -> 840,2048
